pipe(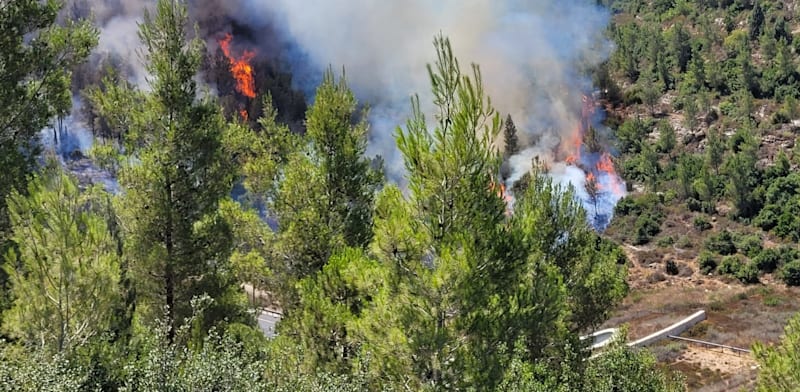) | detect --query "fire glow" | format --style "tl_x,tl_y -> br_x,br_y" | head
500,93 -> 627,230
490,179 -> 513,216
558,94 -> 627,229
218,33 -> 256,99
